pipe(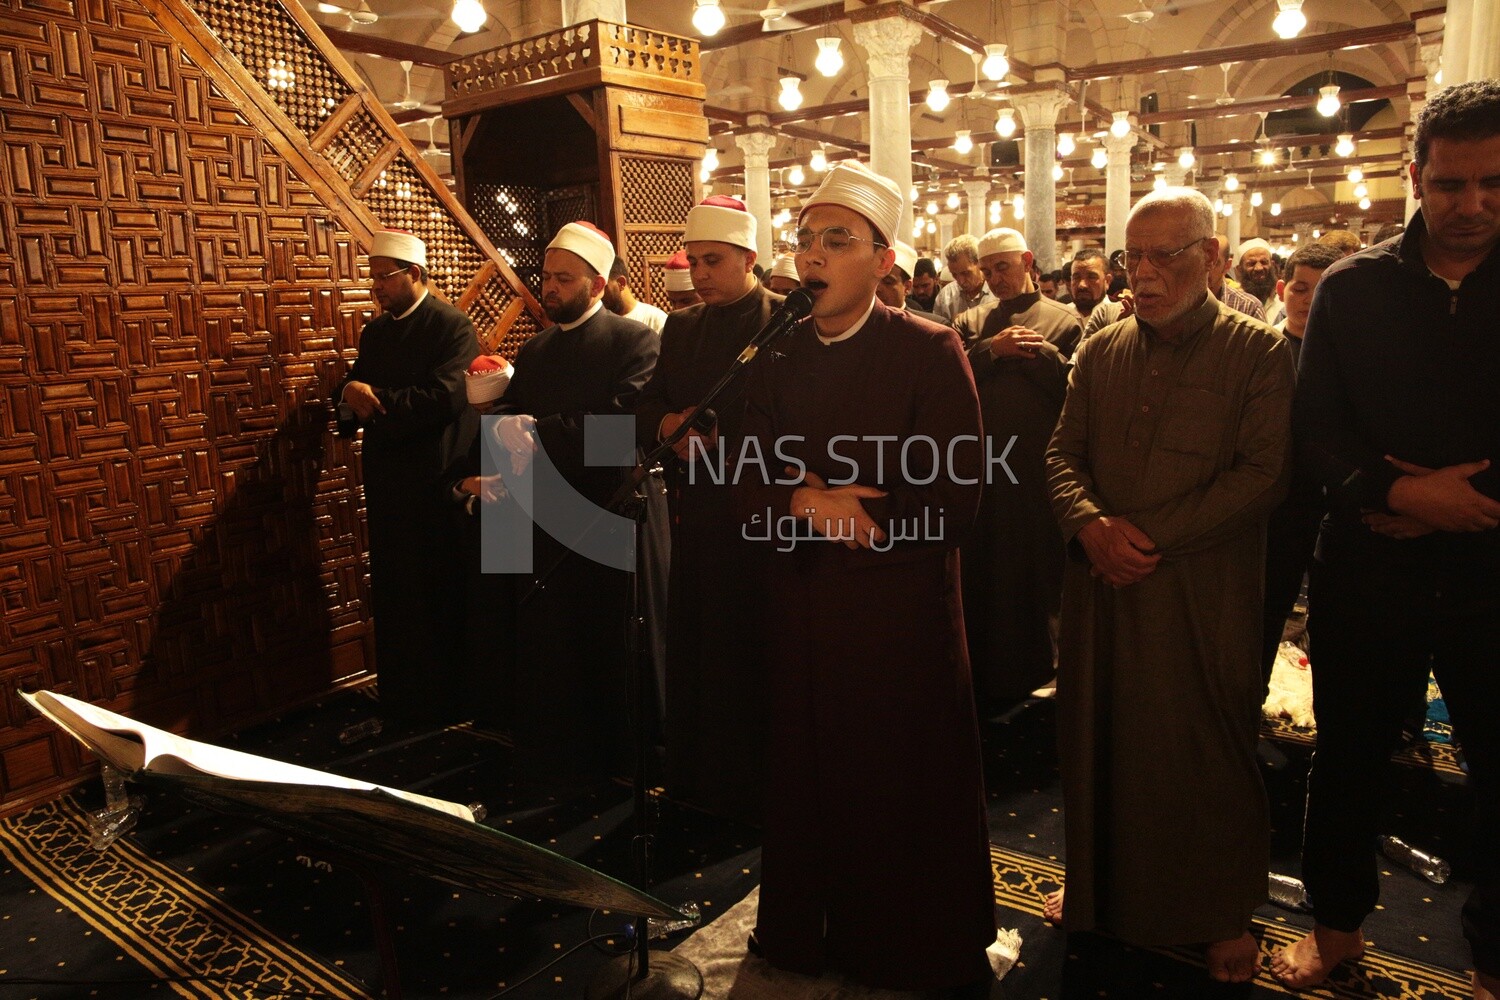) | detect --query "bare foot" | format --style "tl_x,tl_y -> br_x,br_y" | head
1042,887 -> 1064,927
1271,924 -> 1366,988
1206,932 -> 1260,983
1476,969 -> 1500,1000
